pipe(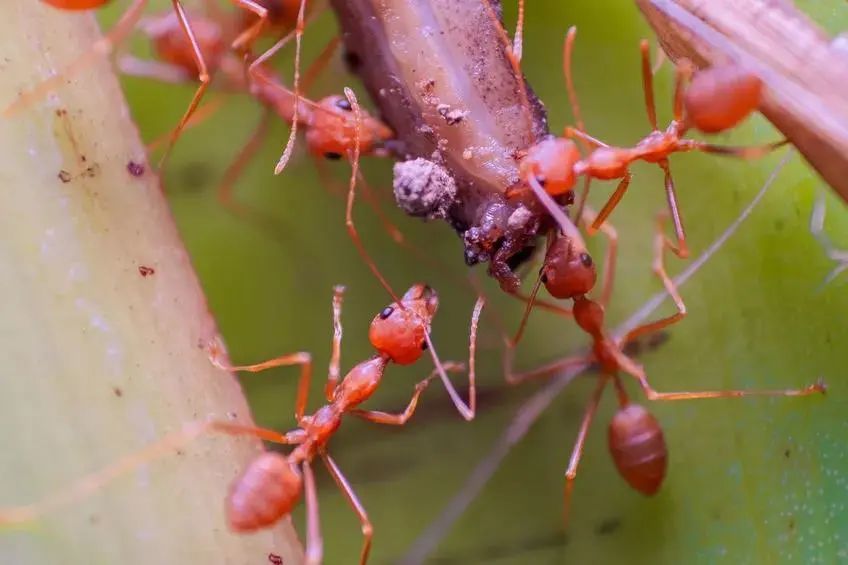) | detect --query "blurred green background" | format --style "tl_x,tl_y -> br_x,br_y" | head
104,0 -> 848,563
